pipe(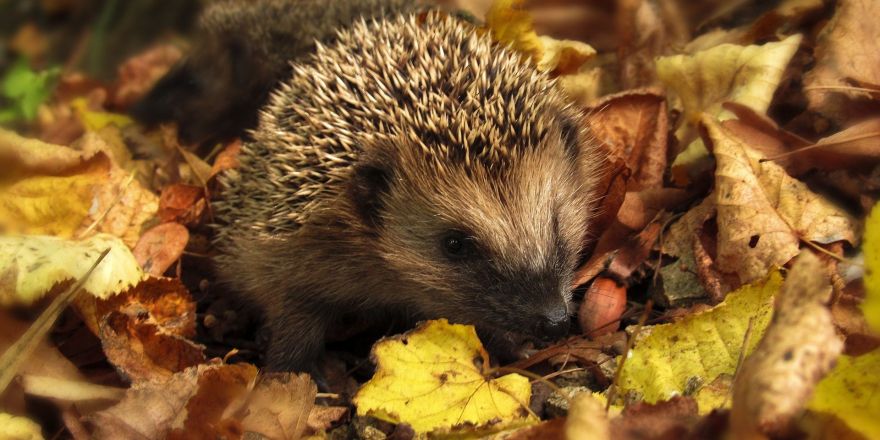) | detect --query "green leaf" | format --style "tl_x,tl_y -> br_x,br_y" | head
0,58 -> 60,123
